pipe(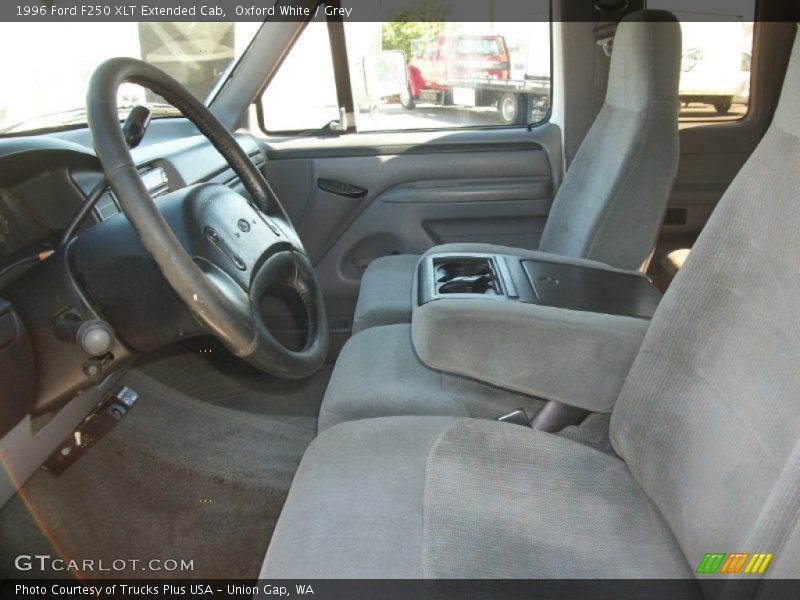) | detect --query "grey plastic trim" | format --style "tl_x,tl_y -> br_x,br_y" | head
259,124 -> 557,158
379,177 -> 553,204
211,14 -> 311,130
0,372 -> 124,509
265,140 -> 543,161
